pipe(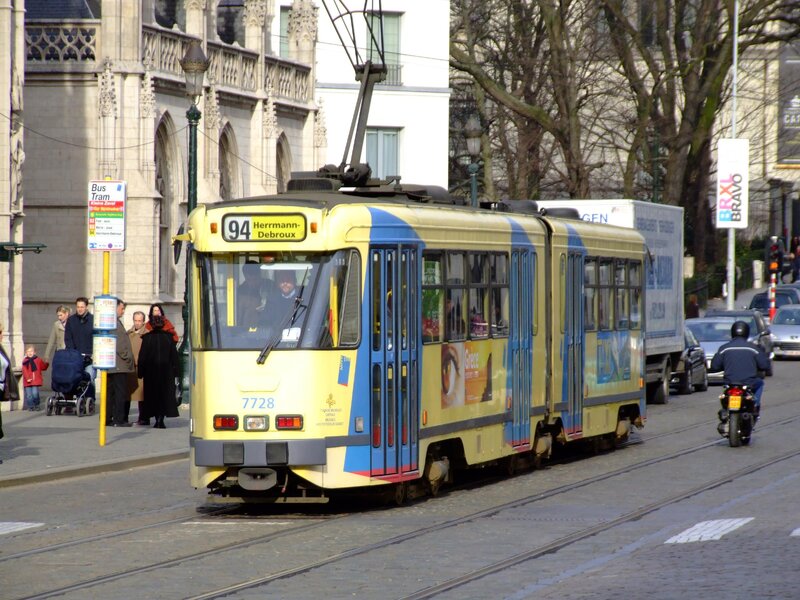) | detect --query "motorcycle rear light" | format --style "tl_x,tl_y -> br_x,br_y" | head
276,415 -> 303,430
729,388 -> 743,397
214,415 -> 239,430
